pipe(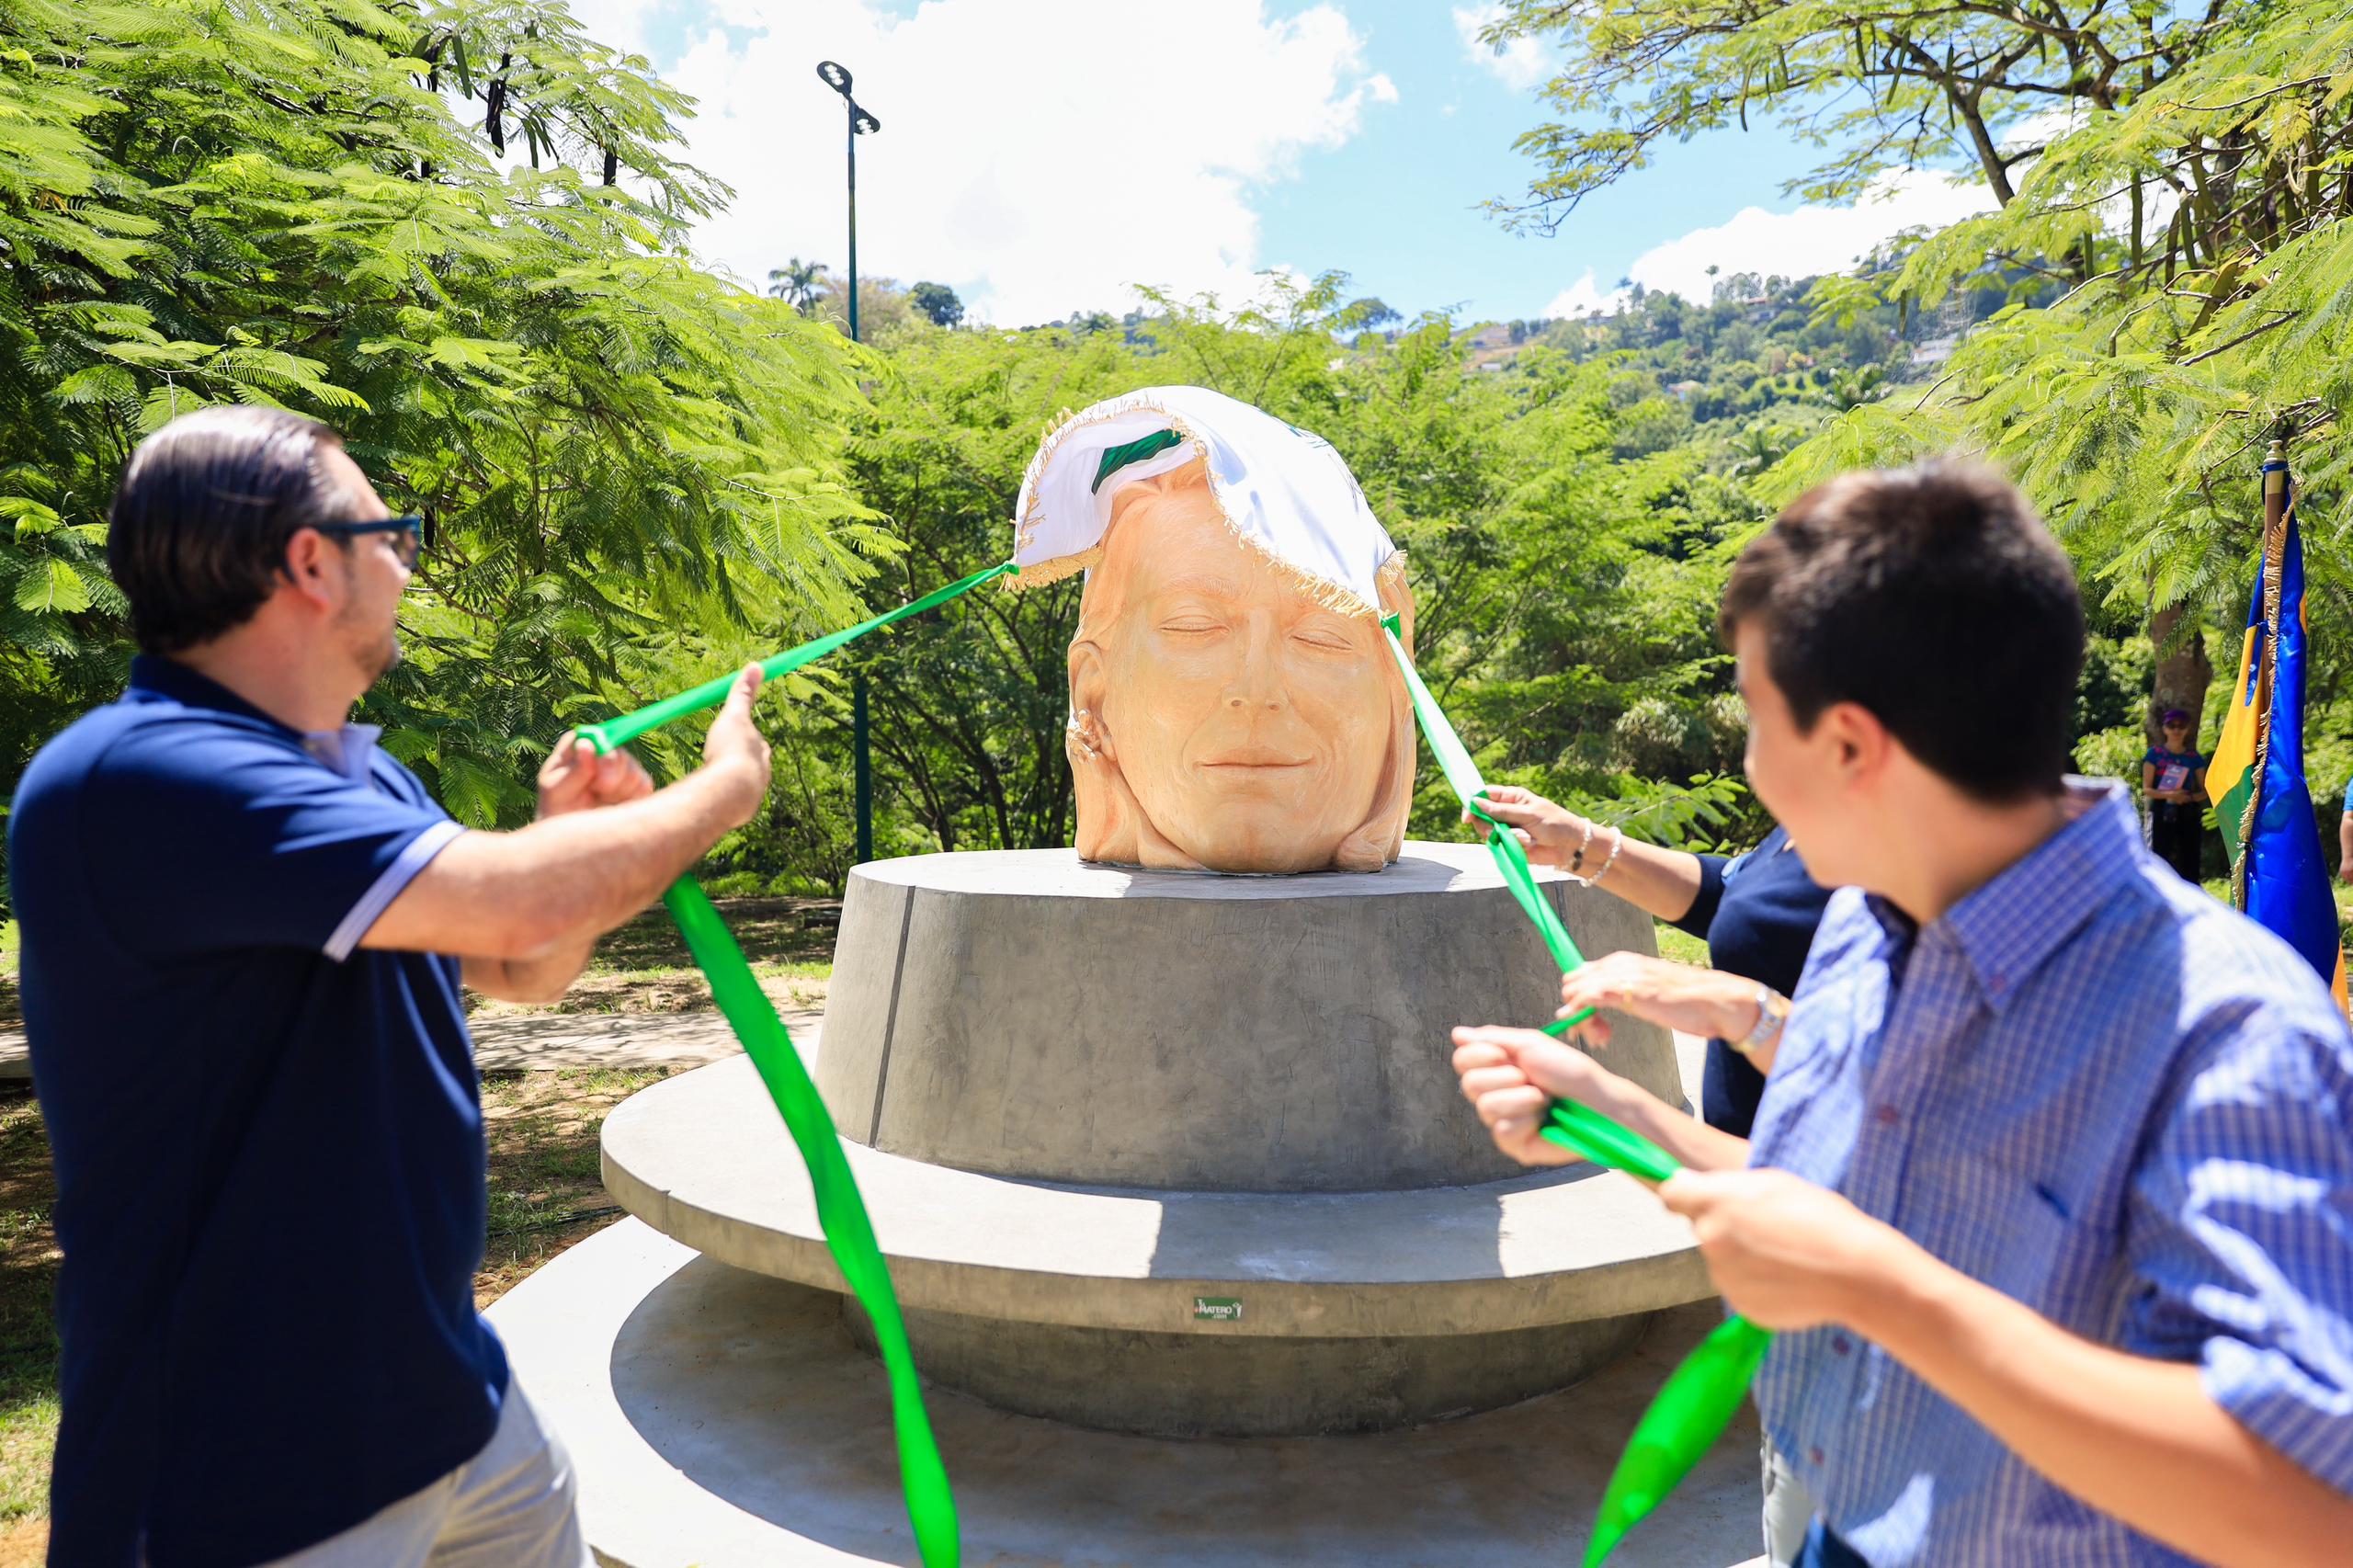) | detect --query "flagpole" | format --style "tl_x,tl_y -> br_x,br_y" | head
2237,437 -> 2293,908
